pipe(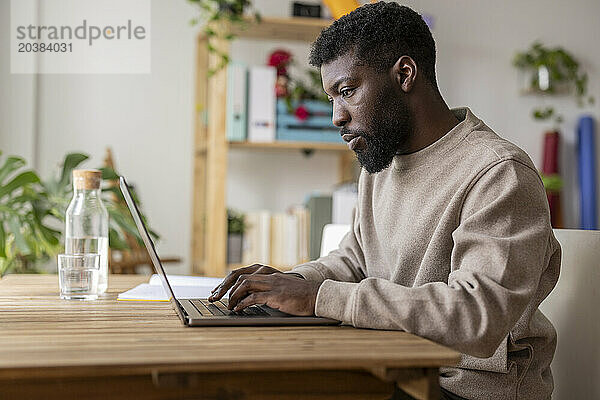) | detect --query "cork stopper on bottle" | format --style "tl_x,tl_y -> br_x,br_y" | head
72,169 -> 102,190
